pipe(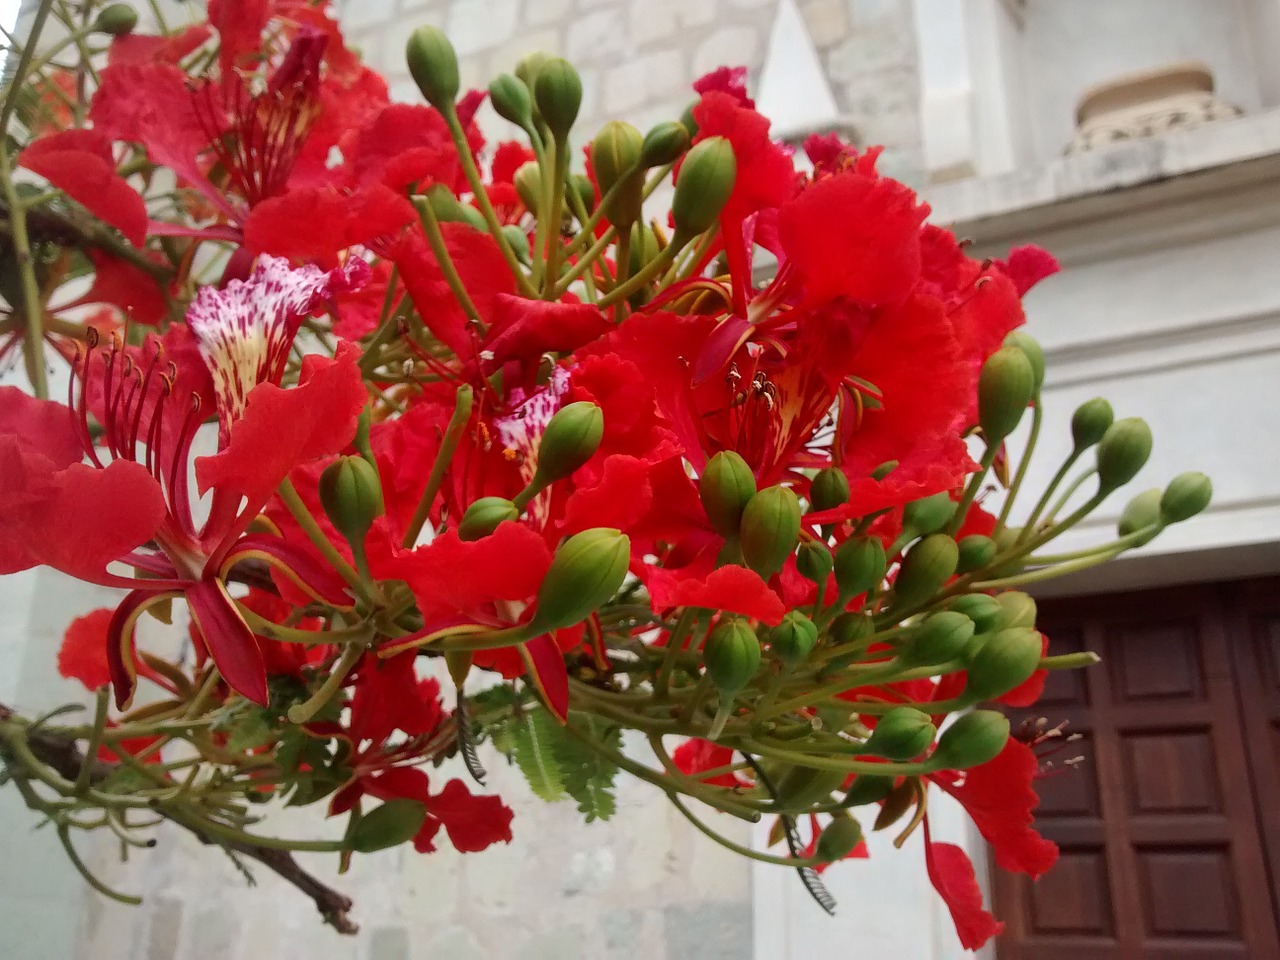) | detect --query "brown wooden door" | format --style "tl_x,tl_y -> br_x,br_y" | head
993,582 -> 1280,960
